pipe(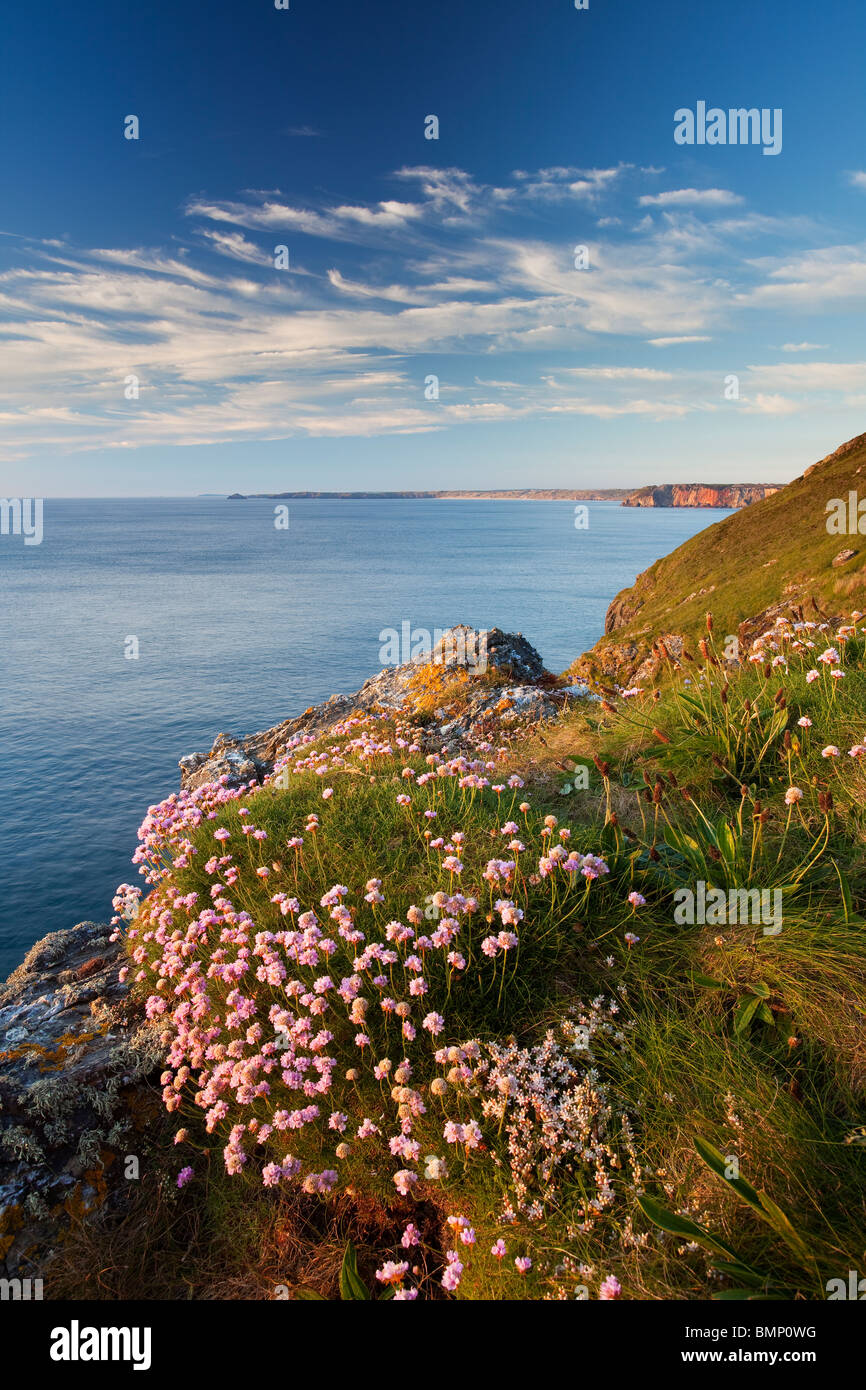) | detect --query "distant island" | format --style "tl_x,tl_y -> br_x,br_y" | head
227,483 -> 782,508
